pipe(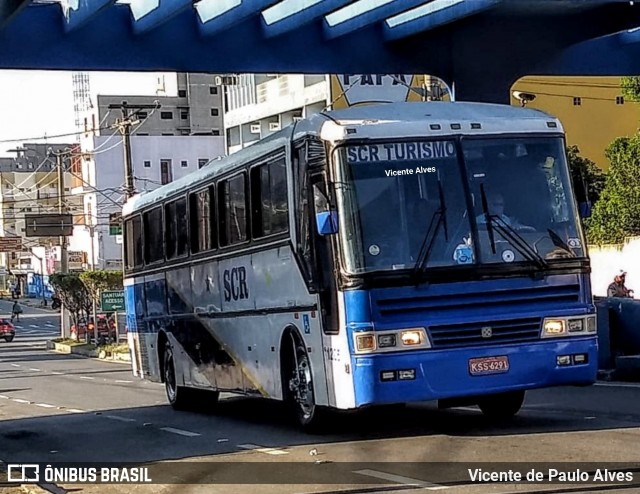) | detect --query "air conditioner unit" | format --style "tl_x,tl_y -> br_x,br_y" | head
269,122 -> 280,131
250,124 -> 261,134
292,116 -> 303,122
